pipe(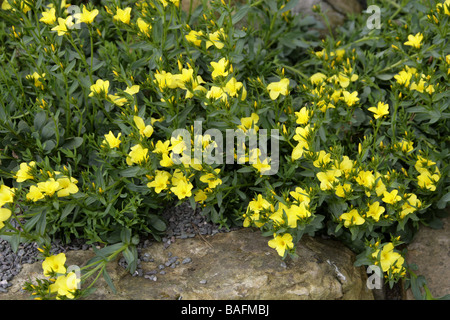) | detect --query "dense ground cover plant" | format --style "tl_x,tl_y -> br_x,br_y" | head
0,0 -> 448,299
